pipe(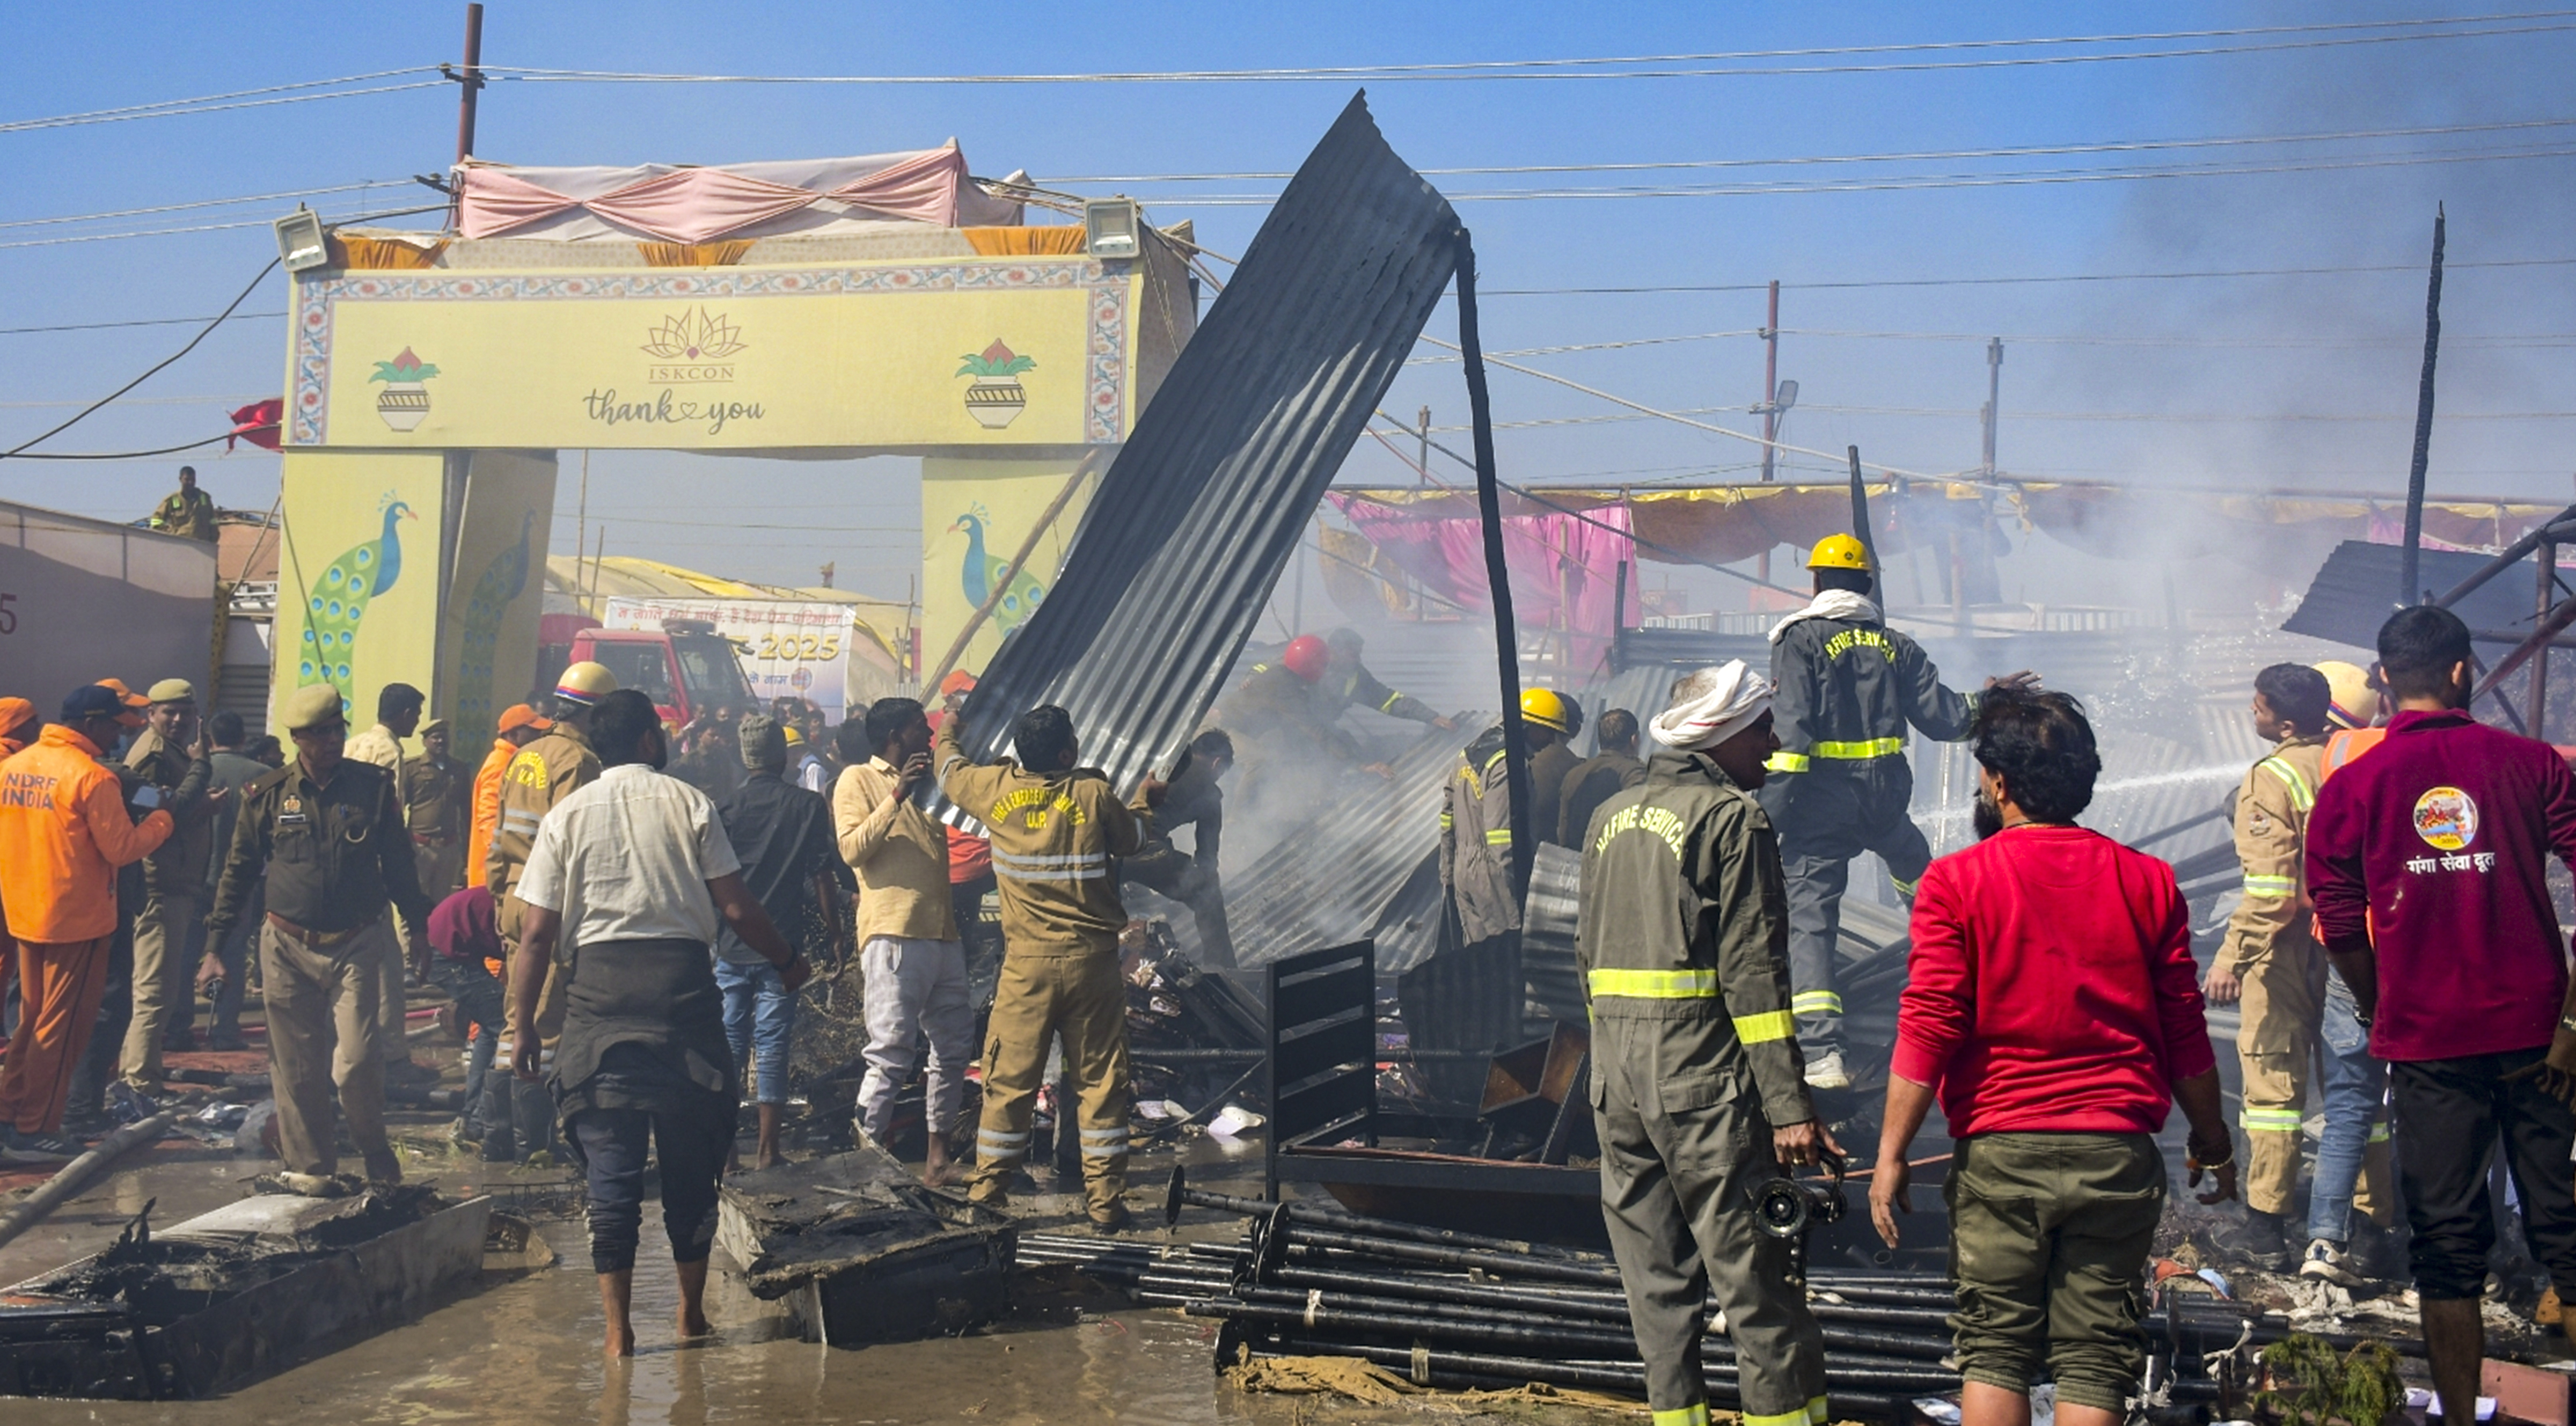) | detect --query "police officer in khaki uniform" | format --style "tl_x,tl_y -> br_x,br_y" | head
206,685 -> 430,1183
935,705 -> 1148,1230
401,718 -> 469,897
121,678 -> 215,1084
480,661 -> 614,1162
1579,663 -> 1834,1426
